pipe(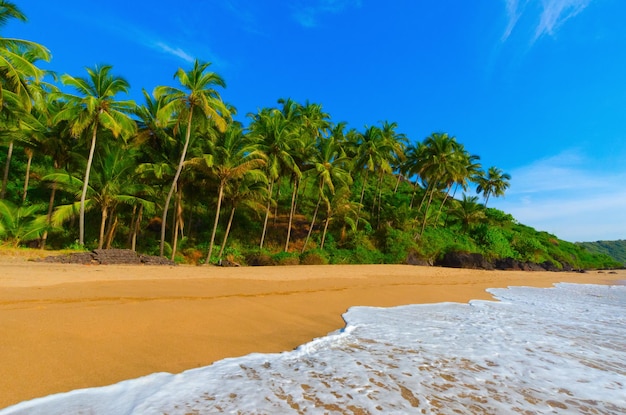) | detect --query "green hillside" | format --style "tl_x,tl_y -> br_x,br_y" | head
577,240 -> 626,266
